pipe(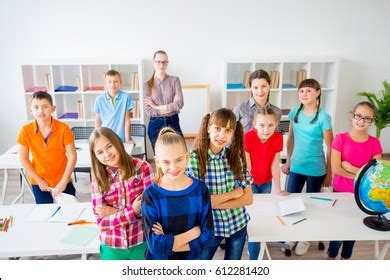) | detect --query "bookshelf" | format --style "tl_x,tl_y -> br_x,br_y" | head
222,58 -> 340,123
21,62 -> 144,128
